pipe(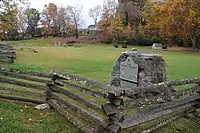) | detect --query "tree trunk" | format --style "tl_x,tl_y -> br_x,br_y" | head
75,28 -> 78,39
197,36 -> 200,49
125,11 -> 129,26
192,36 -> 199,51
134,18 -> 140,37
